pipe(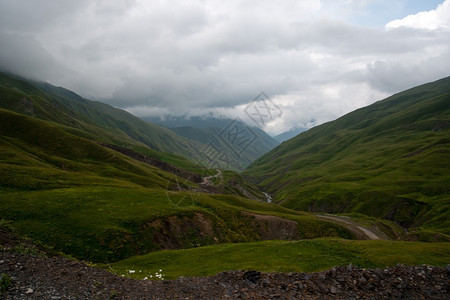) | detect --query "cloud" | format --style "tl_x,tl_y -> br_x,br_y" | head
0,0 -> 449,134
386,0 -> 450,30
0,31 -> 70,81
